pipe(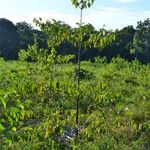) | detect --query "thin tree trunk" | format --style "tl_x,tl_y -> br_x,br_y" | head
76,8 -> 83,125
